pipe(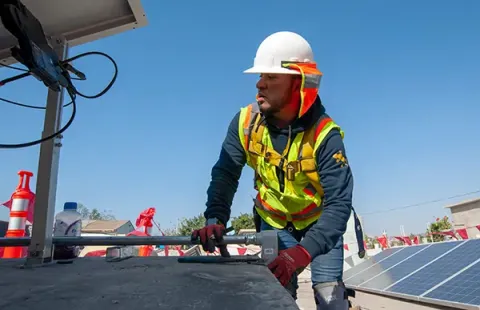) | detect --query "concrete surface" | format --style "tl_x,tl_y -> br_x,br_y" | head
297,279 -> 316,310
349,291 -> 457,310
296,267 -> 315,309
0,257 -> 299,310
